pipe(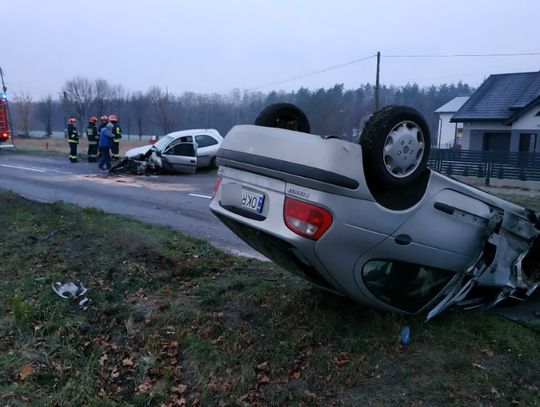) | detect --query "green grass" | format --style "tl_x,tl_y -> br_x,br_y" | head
493,192 -> 540,212
0,191 -> 539,406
